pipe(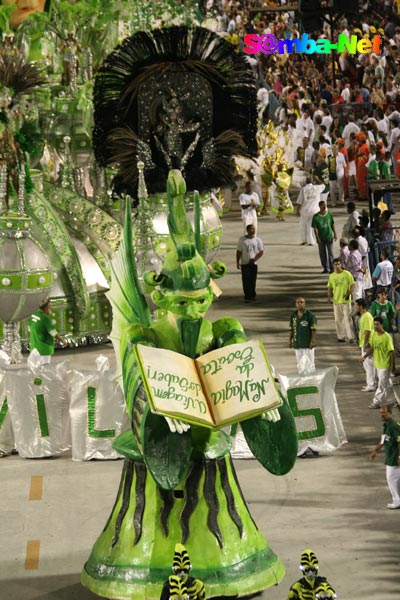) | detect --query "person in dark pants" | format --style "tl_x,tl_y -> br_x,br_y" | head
311,200 -> 337,273
236,224 -> 264,303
